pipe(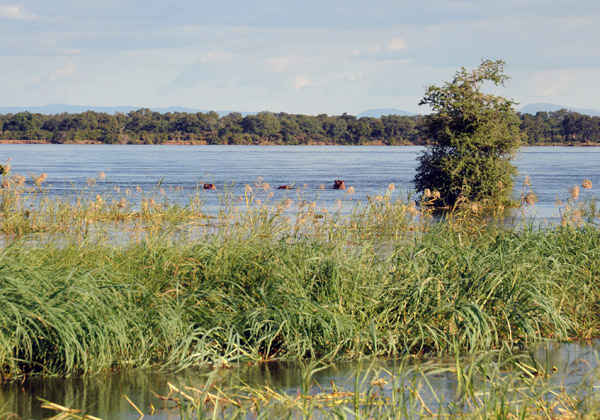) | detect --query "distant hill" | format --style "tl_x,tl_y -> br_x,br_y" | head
0,104 -> 253,117
520,103 -> 600,117
357,108 -> 416,118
